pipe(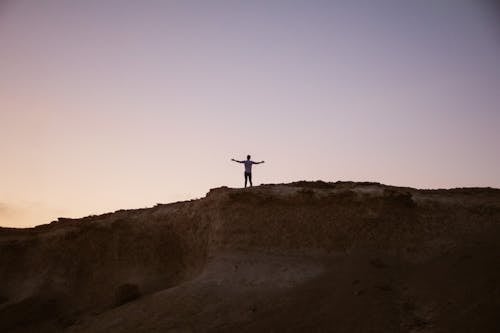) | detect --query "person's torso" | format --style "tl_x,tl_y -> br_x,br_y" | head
244,160 -> 253,173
